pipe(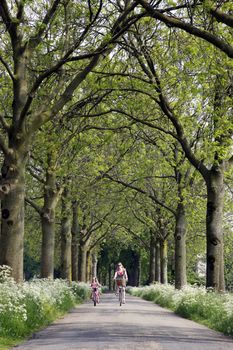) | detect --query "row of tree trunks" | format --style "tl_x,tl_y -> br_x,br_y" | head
149,230 -> 168,285
148,201 -> 186,289
40,187 -> 96,283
